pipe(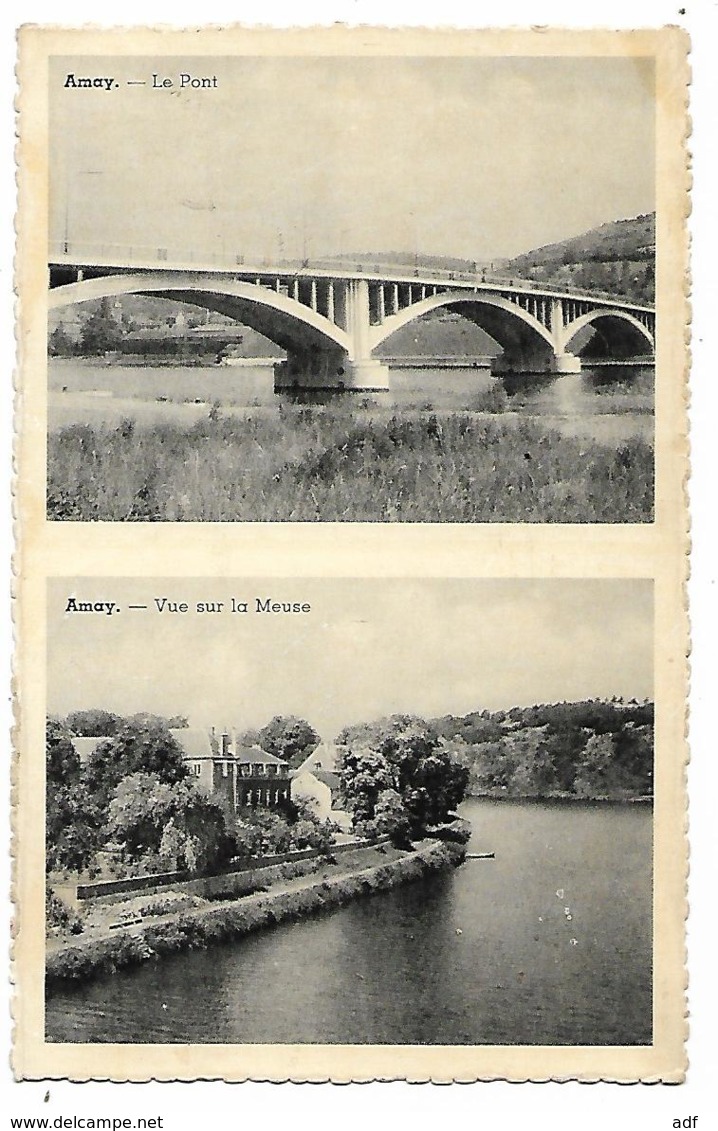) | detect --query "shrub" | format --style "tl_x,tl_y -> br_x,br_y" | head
135,891 -> 207,917
46,889 -> 84,936
470,380 -> 509,413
